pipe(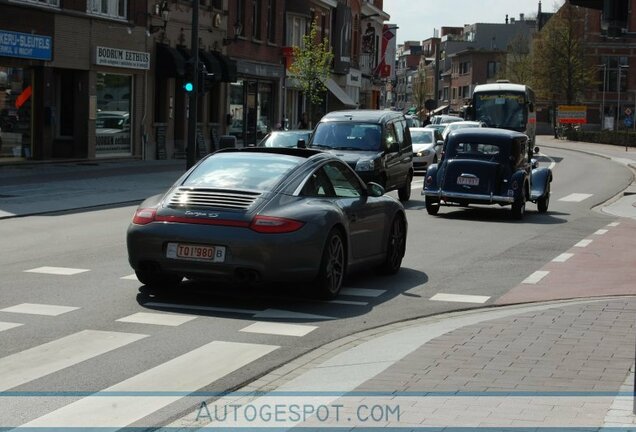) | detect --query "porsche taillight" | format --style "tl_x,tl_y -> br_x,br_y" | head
250,215 -> 304,234
132,208 -> 157,225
